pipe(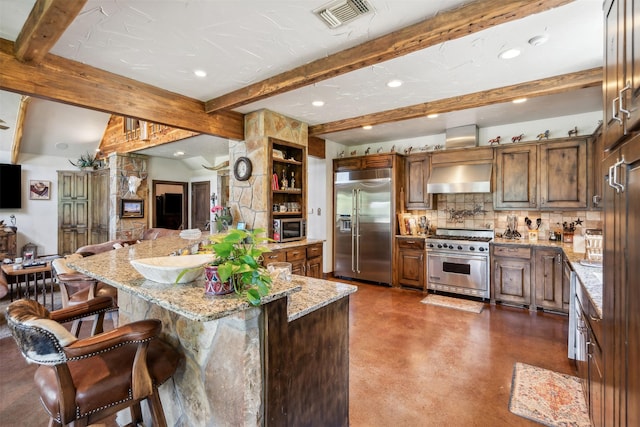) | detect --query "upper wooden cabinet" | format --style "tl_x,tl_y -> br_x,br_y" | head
494,144 -> 537,209
404,153 -> 433,210
494,138 -> 588,210
603,0 -> 640,151
539,138 -> 588,209
333,153 -> 395,172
